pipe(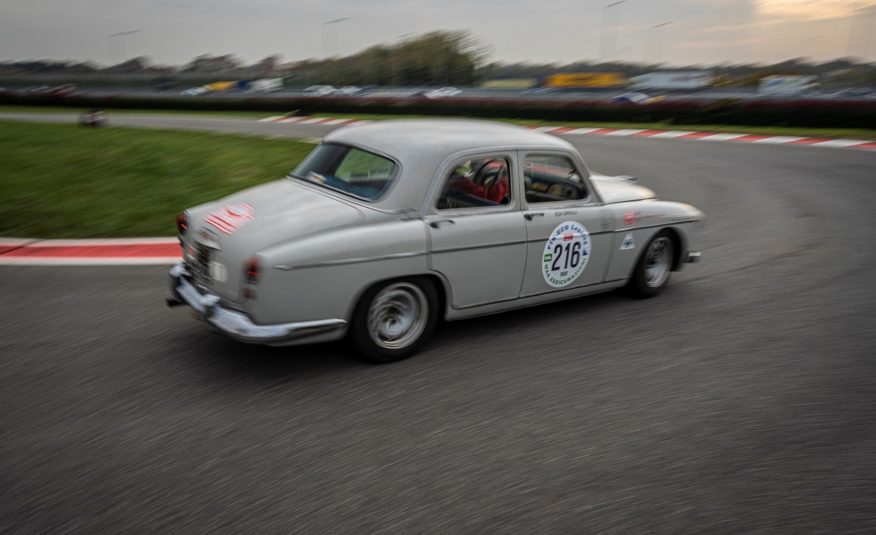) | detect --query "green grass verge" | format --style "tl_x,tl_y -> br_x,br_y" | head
312,113 -> 876,140
0,120 -> 313,238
